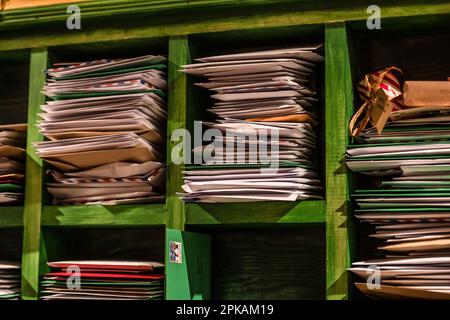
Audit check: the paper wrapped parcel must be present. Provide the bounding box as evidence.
[403,81,450,107]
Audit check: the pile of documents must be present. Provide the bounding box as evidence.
[34,54,167,205]
[0,261,21,300]
[180,164,321,202]
[41,260,164,300]
[0,124,26,205]
[179,46,324,202]
[347,79,450,299]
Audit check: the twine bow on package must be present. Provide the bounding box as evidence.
[349,66,403,137]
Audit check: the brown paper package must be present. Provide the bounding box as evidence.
[403,81,450,107]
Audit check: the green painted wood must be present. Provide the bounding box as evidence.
[0,207,24,228]
[2,0,301,17]
[166,35,190,230]
[41,204,165,226]
[185,201,326,225]
[166,229,211,300]
[0,3,448,51]
[1,0,448,30]
[21,47,47,300]
[324,22,354,300]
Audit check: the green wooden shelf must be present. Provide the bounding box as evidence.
[0,207,23,228]
[41,204,166,227]
[185,200,325,225]
[0,0,446,301]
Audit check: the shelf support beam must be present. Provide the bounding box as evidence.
[325,22,354,300]
[166,35,190,230]
[21,47,47,300]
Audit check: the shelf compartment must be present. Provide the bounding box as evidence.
[0,50,29,126]
[39,226,165,299]
[185,225,325,300]
[41,204,165,227]
[41,37,169,206]
[344,21,450,300]
[179,25,325,214]
[185,200,325,225]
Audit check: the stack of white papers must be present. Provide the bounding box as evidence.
[41,260,164,300]
[347,107,450,174]
[179,46,324,202]
[0,261,20,300]
[196,120,317,165]
[180,165,322,202]
[347,94,450,299]
[0,124,26,205]
[349,187,450,299]
[34,55,167,205]
[350,257,450,299]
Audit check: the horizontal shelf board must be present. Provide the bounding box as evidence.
[185,200,325,225]
[0,206,23,227]
[2,4,449,51]
[41,204,165,226]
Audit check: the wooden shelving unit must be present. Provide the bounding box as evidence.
[0,0,448,300]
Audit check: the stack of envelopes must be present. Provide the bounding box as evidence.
[180,164,321,202]
[41,260,164,300]
[34,54,167,205]
[0,261,21,300]
[179,46,324,202]
[347,101,450,299]
[0,124,26,205]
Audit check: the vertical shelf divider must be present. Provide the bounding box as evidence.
[166,35,190,300]
[324,22,355,300]
[166,35,191,231]
[166,35,213,301]
[21,47,47,300]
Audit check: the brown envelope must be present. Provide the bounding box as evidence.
[42,147,157,171]
[0,174,25,180]
[380,238,450,252]
[45,129,163,144]
[138,130,164,145]
[403,81,450,107]
[44,131,123,141]
[0,123,27,132]
[47,185,152,200]
[0,145,26,161]
[245,114,318,126]
[45,159,79,172]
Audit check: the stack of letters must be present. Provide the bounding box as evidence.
[348,80,450,299]
[0,124,26,205]
[34,55,167,205]
[41,260,164,300]
[0,261,20,300]
[179,46,324,202]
